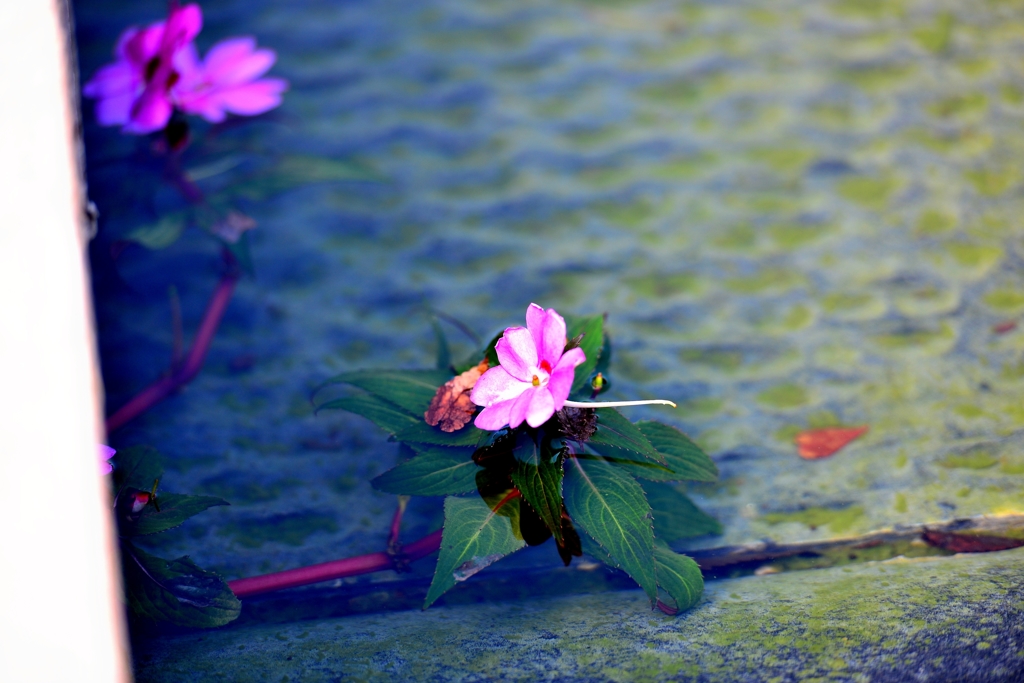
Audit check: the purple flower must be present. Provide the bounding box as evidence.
[99,445,116,476]
[83,3,202,134]
[83,3,286,134]
[471,304,586,430]
[174,38,288,123]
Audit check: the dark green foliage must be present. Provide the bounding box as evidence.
[653,541,704,612]
[564,456,658,602]
[126,493,229,537]
[318,369,451,415]
[122,544,241,628]
[315,369,487,446]
[588,408,663,463]
[643,481,722,542]
[372,446,480,496]
[510,433,565,543]
[565,314,605,397]
[110,445,238,628]
[424,496,526,608]
[326,312,719,615]
[431,317,452,371]
[638,421,718,482]
[111,445,163,499]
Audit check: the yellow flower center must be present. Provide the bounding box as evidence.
[532,375,540,386]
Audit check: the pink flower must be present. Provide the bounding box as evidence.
[83,4,202,134]
[174,38,288,123]
[471,304,586,430]
[99,445,116,476]
[83,3,286,133]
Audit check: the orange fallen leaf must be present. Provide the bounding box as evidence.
[424,360,489,432]
[795,426,869,460]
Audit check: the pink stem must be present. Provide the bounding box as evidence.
[105,271,239,433]
[387,497,409,549]
[228,529,443,598]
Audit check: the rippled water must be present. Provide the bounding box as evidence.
[78,0,1024,643]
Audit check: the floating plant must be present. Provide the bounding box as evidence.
[312,304,721,614]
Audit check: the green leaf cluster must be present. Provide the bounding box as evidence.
[319,313,720,615]
[110,446,238,629]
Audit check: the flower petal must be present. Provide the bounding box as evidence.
[207,79,287,117]
[163,4,203,52]
[470,366,529,407]
[506,386,539,428]
[202,38,276,86]
[83,62,136,98]
[554,346,586,372]
[525,388,556,428]
[547,365,576,409]
[495,326,537,382]
[474,398,515,430]
[126,91,173,133]
[95,91,136,126]
[527,304,567,367]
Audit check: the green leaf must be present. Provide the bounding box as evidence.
[642,481,722,542]
[590,450,679,480]
[315,395,421,435]
[237,156,383,200]
[122,543,240,628]
[125,215,186,250]
[111,445,164,499]
[318,369,450,415]
[588,409,663,464]
[126,493,229,537]
[563,456,657,603]
[424,496,526,608]
[510,434,565,542]
[566,315,604,396]
[654,541,704,613]
[638,421,718,482]
[395,421,486,447]
[432,317,452,371]
[372,447,479,496]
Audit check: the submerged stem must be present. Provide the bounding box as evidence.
[562,399,676,409]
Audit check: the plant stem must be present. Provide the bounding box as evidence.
[105,268,239,433]
[562,399,677,409]
[228,529,443,598]
[387,496,410,551]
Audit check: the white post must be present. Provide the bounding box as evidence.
[0,2,131,681]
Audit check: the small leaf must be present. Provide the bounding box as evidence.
[638,421,718,482]
[795,426,869,460]
[510,433,565,543]
[372,447,480,496]
[588,409,663,464]
[565,315,604,397]
[122,543,240,628]
[642,481,722,542]
[653,541,703,614]
[432,317,452,371]
[563,456,657,603]
[396,421,486,447]
[316,395,420,435]
[126,493,229,536]
[424,496,526,608]
[125,215,186,250]
[111,446,164,500]
[319,369,450,415]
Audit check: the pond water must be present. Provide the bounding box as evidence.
[75,0,1024,679]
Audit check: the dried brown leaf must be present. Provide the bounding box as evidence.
[424,360,488,432]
